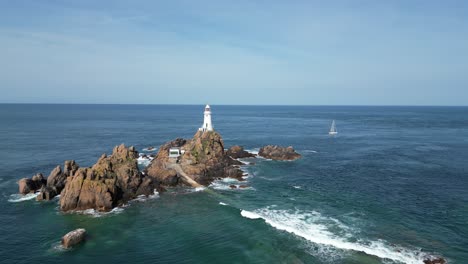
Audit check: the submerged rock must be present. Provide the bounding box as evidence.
[61,228,86,249]
[226,145,256,159]
[59,144,163,212]
[258,145,301,161]
[18,173,46,194]
[423,257,446,264]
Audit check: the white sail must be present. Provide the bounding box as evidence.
[329,120,337,135]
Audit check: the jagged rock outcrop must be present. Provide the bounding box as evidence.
[59,144,163,212]
[36,160,79,201]
[18,173,46,194]
[146,131,244,187]
[258,145,301,161]
[61,228,86,249]
[226,145,256,159]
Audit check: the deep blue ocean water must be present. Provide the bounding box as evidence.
[0,104,467,264]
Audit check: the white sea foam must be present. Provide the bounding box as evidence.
[293,185,302,189]
[240,210,262,219]
[237,159,251,165]
[209,180,254,191]
[132,190,160,202]
[244,149,259,156]
[221,178,239,183]
[209,181,231,190]
[8,192,40,203]
[240,207,430,264]
[303,150,318,153]
[50,241,69,252]
[137,156,153,167]
[219,202,228,206]
[77,206,126,218]
[192,187,206,192]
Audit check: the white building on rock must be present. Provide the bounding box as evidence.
[199,104,214,132]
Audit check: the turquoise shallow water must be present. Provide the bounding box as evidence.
[0,104,467,263]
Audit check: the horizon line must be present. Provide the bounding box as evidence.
[0,102,467,107]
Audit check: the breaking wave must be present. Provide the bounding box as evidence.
[76,206,126,218]
[8,192,40,203]
[240,207,434,264]
[244,148,259,156]
[131,190,160,202]
[137,155,153,167]
[209,177,254,191]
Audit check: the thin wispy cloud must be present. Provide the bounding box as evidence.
[0,1,467,105]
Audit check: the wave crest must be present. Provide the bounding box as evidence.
[8,192,39,203]
[241,207,433,264]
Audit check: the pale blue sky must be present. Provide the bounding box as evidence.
[0,1,467,105]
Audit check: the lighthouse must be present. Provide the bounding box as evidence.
[199,104,214,132]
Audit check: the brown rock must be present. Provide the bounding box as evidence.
[47,164,67,190]
[61,228,86,249]
[239,185,249,188]
[18,178,34,194]
[229,185,237,189]
[36,160,80,201]
[226,145,256,159]
[36,186,57,201]
[18,173,46,194]
[63,160,79,177]
[146,131,241,187]
[59,144,163,212]
[258,145,301,161]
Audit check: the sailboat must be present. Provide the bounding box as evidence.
[329,120,338,135]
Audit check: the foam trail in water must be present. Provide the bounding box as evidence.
[244,148,259,156]
[77,206,126,218]
[8,192,39,202]
[193,187,206,192]
[209,170,254,191]
[241,208,428,264]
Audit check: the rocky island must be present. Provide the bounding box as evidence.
[258,145,301,160]
[16,105,301,213]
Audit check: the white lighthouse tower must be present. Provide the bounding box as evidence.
[199,104,213,132]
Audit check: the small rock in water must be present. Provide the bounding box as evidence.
[226,145,256,159]
[239,185,249,189]
[229,185,237,189]
[61,228,86,249]
[258,145,301,161]
[423,257,446,264]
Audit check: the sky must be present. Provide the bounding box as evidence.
[0,0,467,105]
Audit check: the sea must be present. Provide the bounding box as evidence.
[0,104,467,264]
